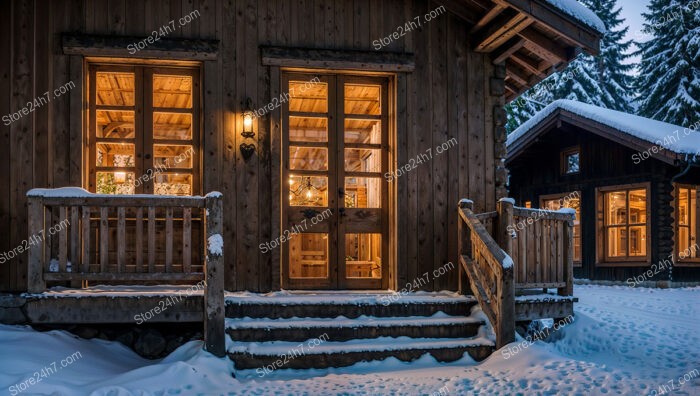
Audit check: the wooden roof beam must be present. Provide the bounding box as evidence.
[470,4,507,34]
[518,27,567,64]
[505,81,519,96]
[510,53,546,78]
[505,61,531,87]
[433,0,481,25]
[498,0,601,54]
[474,10,534,53]
[491,37,526,64]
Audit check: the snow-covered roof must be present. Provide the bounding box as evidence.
[507,99,700,156]
[545,0,606,33]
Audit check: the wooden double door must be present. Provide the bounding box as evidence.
[281,73,390,289]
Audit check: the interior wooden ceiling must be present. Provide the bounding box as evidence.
[436,0,602,102]
[96,72,193,141]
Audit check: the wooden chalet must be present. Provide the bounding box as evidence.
[0,0,601,365]
[507,100,700,285]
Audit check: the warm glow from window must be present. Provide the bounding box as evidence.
[677,186,698,259]
[91,68,197,196]
[542,193,581,263]
[603,188,648,260]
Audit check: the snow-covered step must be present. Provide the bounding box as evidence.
[225,291,477,319]
[514,292,579,321]
[228,336,495,370]
[226,313,486,342]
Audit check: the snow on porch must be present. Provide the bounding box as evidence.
[1,285,698,394]
[225,290,474,305]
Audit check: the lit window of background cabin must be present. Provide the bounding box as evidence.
[542,193,582,264]
[599,186,649,261]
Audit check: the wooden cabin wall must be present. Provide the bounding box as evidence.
[508,125,700,283]
[0,0,502,292]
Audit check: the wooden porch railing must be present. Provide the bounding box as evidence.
[26,188,225,357]
[457,198,575,348]
[457,199,514,349]
[510,206,574,295]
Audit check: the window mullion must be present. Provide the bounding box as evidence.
[625,190,631,259]
[88,66,97,192]
[142,67,154,194]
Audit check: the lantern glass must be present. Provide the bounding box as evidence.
[243,112,254,133]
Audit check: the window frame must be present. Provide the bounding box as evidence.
[540,191,582,266]
[674,184,700,265]
[595,183,651,266]
[560,146,580,175]
[86,62,201,195]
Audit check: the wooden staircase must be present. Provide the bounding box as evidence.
[226,198,576,371]
[225,293,495,370]
[457,198,577,348]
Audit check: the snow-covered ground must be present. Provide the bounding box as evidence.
[1,285,699,395]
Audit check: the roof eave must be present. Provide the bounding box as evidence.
[506,110,683,167]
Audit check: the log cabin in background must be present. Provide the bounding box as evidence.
[506,100,700,285]
[0,0,601,365]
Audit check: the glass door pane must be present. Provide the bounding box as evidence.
[340,80,386,286]
[289,233,329,279]
[345,233,382,279]
[285,77,334,284]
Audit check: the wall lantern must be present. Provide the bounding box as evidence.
[240,98,256,160]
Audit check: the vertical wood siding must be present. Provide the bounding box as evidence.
[0,0,501,292]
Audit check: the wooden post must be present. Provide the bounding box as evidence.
[496,264,515,348]
[496,199,515,348]
[204,193,225,357]
[559,218,574,296]
[27,196,46,293]
[457,199,473,294]
[497,198,514,257]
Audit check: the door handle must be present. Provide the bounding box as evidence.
[338,188,345,196]
[338,208,346,217]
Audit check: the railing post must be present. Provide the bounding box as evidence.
[559,218,574,296]
[497,198,515,348]
[496,264,515,348]
[457,199,473,294]
[497,198,514,256]
[204,192,225,357]
[27,196,46,293]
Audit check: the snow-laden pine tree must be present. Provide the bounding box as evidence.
[505,82,551,132]
[506,0,636,132]
[636,0,700,126]
[580,0,636,112]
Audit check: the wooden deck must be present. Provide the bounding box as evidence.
[23,189,225,357]
[4,286,204,324]
[11,189,578,362]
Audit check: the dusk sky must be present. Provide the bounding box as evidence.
[616,0,652,67]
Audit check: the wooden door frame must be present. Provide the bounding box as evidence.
[277,69,395,290]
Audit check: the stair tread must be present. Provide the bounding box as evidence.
[225,291,476,306]
[228,336,495,356]
[514,293,578,303]
[226,313,484,330]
